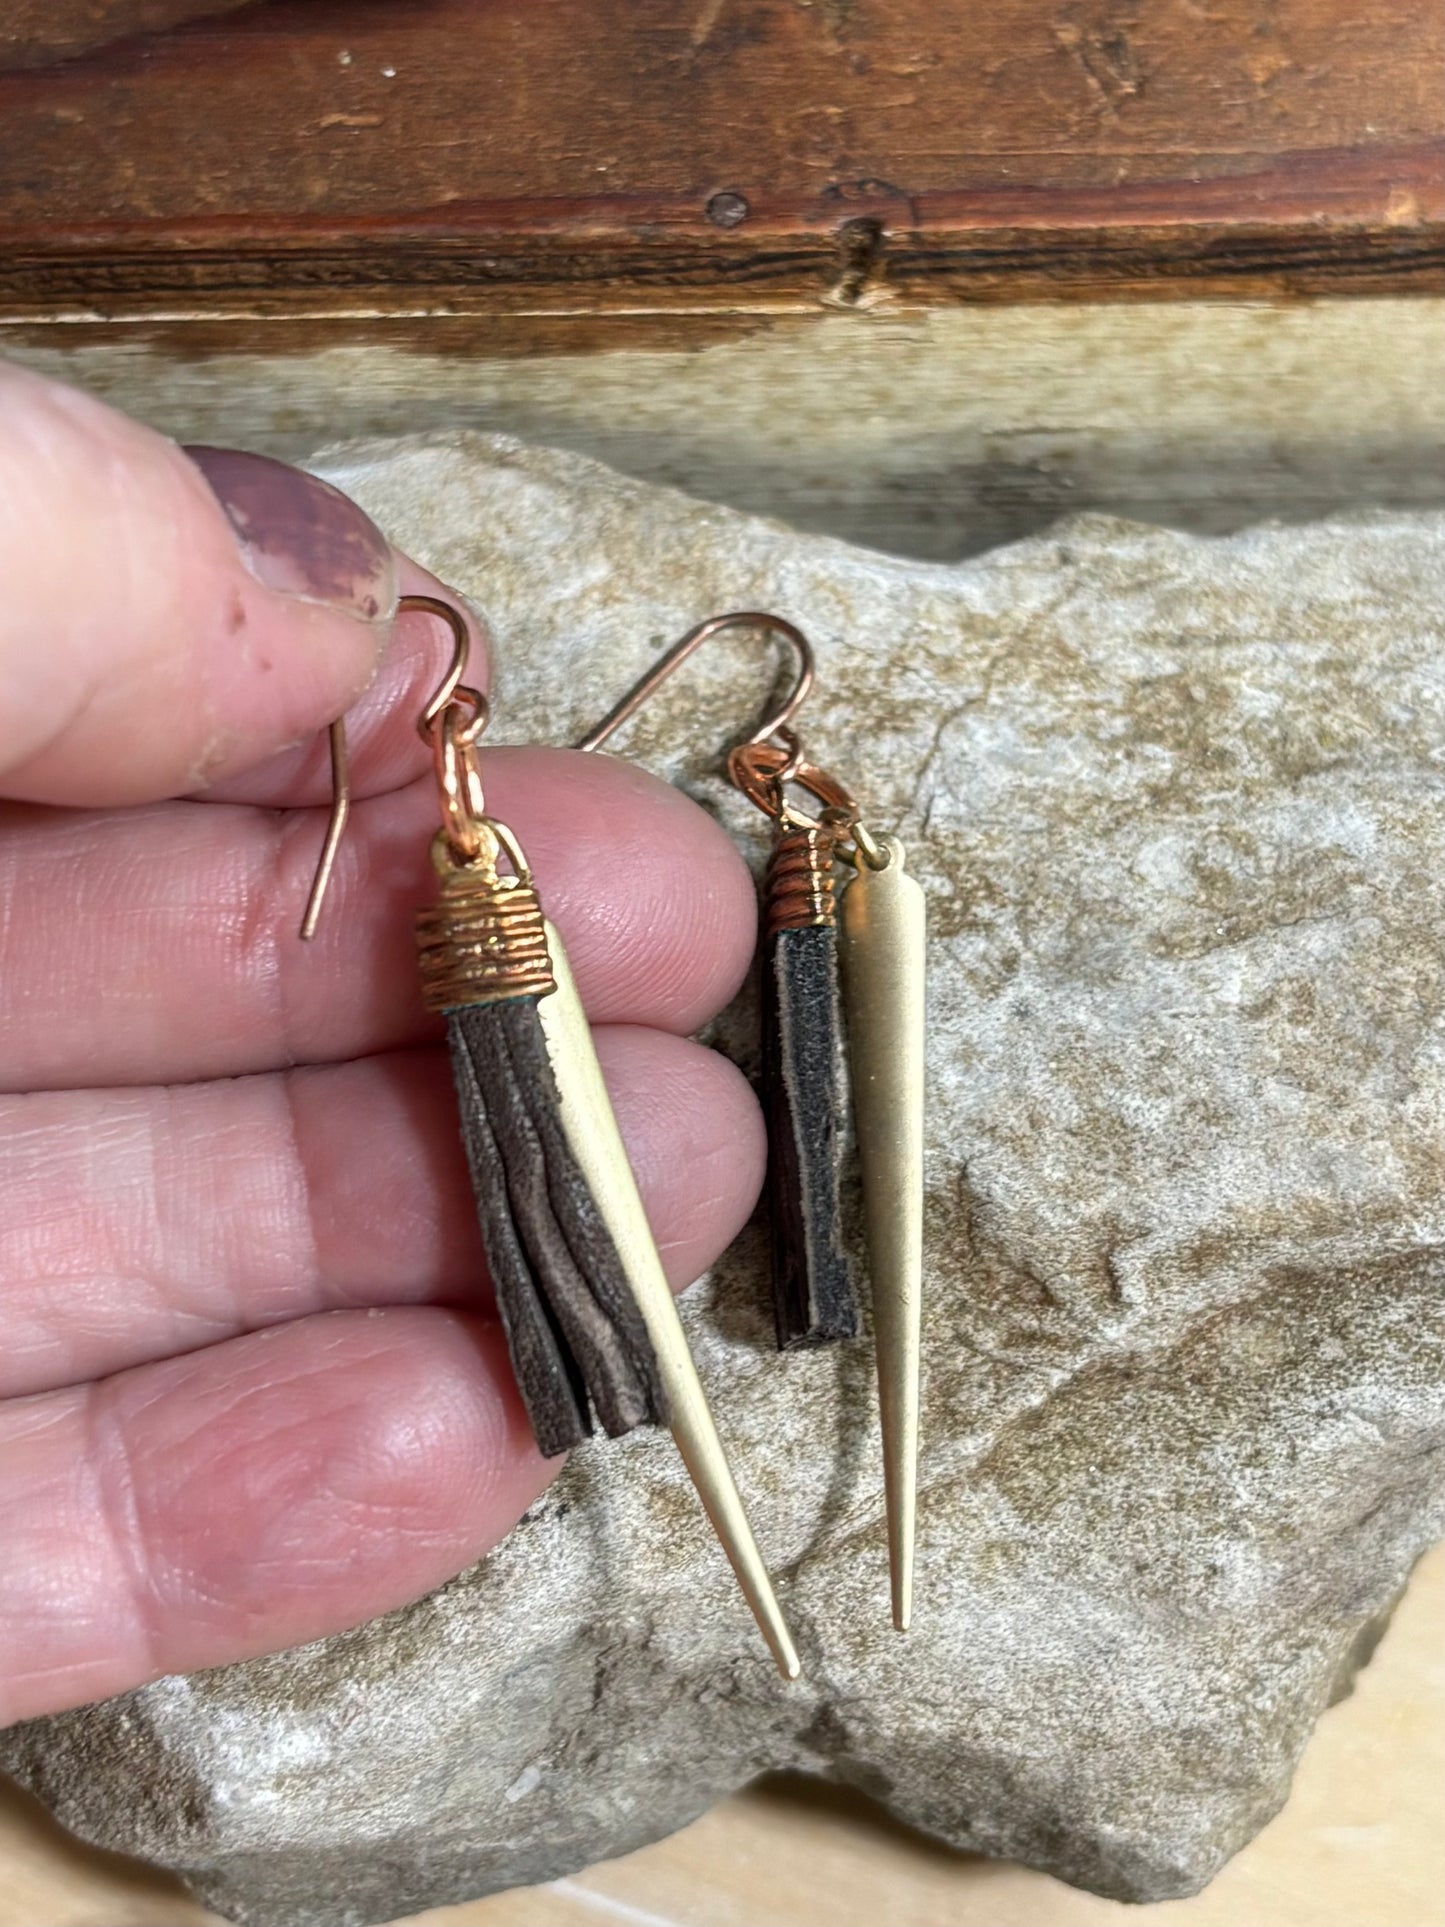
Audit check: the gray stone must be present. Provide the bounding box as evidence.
[5,434,1444,1927]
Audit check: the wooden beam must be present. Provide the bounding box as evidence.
[1,0,1439,320]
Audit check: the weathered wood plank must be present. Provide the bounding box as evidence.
[0,0,1439,316]
[0,0,255,72]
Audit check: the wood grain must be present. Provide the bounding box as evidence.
[1,1542,1440,1927]
[0,0,1440,322]
[7,299,1439,563]
[0,1,258,73]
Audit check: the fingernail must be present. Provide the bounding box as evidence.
[183,445,398,622]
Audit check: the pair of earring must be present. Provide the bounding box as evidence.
[301,599,925,1679]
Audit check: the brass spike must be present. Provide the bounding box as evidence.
[536,923,801,1679]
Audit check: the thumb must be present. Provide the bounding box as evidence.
[0,363,397,805]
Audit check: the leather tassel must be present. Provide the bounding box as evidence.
[418,843,668,1457]
[446,996,667,1457]
[760,822,859,1348]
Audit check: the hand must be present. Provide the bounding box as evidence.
[0,364,765,1725]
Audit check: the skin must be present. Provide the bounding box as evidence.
[0,363,766,1727]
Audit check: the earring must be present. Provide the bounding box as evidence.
[300,594,799,1680]
[579,613,926,1631]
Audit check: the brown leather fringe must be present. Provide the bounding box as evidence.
[446,995,669,1457]
[761,923,859,1348]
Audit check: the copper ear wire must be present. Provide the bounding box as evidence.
[300,594,486,939]
[299,716,351,941]
[574,611,880,856]
[575,610,815,757]
[728,736,855,827]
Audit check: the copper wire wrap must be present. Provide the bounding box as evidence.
[765,822,840,934]
[416,835,556,1011]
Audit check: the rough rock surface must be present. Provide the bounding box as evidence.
[5,435,1445,1927]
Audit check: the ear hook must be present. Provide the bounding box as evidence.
[574,611,815,755]
[300,593,482,940]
